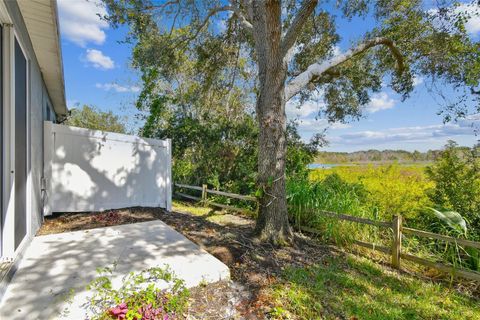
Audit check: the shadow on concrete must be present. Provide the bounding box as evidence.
[0,220,229,319]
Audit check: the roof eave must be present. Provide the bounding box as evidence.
[18,0,68,117]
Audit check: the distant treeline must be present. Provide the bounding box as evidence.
[315,149,450,163]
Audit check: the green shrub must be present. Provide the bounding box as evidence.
[425,141,480,238]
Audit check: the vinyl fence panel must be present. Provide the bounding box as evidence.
[43,122,172,215]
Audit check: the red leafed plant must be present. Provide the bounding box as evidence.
[109,303,171,320]
[138,303,167,320]
[109,303,128,319]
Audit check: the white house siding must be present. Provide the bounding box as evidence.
[2,1,54,256]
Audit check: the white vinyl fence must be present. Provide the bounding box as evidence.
[43,121,172,215]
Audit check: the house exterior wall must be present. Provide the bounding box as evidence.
[2,1,54,255]
[0,0,65,303]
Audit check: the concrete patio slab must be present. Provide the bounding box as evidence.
[0,220,230,320]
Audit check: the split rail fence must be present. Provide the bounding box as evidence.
[175,183,480,282]
[175,183,257,214]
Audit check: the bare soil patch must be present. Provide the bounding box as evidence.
[38,208,159,235]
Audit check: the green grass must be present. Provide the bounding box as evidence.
[269,253,480,320]
[173,199,213,216]
[173,200,480,320]
[172,199,242,225]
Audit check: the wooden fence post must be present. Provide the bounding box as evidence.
[202,184,207,203]
[391,215,403,269]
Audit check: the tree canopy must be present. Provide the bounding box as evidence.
[101,0,480,243]
[103,0,479,122]
[63,105,129,134]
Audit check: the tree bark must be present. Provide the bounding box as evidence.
[255,83,293,245]
[252,0,293,245]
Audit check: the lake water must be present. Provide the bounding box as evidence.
[308,163,339,169]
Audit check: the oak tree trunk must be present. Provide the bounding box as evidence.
[252,1,293,245]
[255,81,293,245]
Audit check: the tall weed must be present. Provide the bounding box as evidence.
[287,174,386,246]
[309,164,434,220]
[295,163,480,273]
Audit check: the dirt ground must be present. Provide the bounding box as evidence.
[39,205,339,319]
[38,208,160,235]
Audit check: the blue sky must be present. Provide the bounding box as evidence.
[57,0,480,152]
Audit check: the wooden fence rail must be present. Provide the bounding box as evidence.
[175,183,203,191]
[174,183,480,282]
[175,183,258,214]
[300,212,480,282]
[402,227,480,250]
[318,210,391,228]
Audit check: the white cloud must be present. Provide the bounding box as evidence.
[96,83,141,93]
[330,122,352,130]
[58,0,109,47]
[296,118,328,133]
[365,92,396,113]
[85,49,114,70]
[413,76,424,87]
[296,118,351,140]
[331,115,480,146]
[286,100,321,119]
[286,90,352,139]
[429,3,480,36]
[458,3,480,35]
[286,90,327,120]
[331,45,342,56]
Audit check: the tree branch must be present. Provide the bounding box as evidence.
[285,37,405,100]
[229,1,254,33]
[240,0,254,21]
[179,4,253,45]
[281,0,318,58]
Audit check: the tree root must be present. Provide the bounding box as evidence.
[254,226,295,247]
